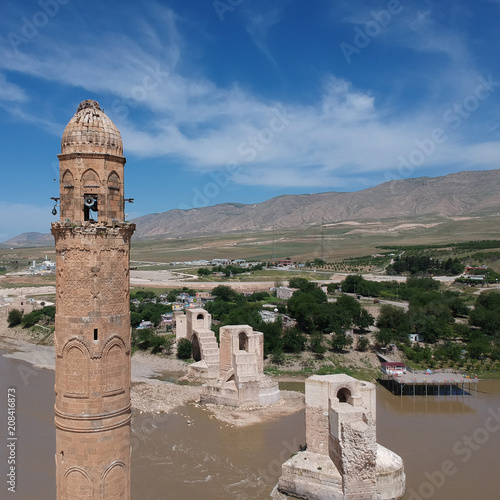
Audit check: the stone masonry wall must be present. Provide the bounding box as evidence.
[53,223,134,500]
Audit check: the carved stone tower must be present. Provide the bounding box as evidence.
[51,100,135,500]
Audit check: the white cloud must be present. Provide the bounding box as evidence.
[244,8,281,66]
[0,74,27,102]
[0,3,498,193]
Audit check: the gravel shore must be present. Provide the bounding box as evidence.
[0,323,305,426]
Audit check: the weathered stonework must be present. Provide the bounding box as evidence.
[276,375,405,500]
[52,100,134,500]
[178,308,220,380]
[200,324,280,407]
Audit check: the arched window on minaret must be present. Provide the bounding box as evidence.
[81,168,100,221]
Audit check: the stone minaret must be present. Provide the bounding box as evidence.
[51,100,135,500]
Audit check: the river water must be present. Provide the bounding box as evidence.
[1,350,499,499]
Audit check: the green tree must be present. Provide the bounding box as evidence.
[329,332,353,352]
[261,319,284,356]
[131,290,156,301]
[376,305,410,340]
[467,335,491,359]
[288,277,319,293]
[282,327,306,354]
[310,333,327,356]
[177,338,192,359]
[375,328,396,346]
[7,309,23,327]
[470,292,500,335]
[21,306,56,328]
[247,291,270,302]
[288,290,326,333]
[358,336,369,352]
[356,309,375,330]
[211,285,241,302]
[131,312,142,328]
[341,275,364,293]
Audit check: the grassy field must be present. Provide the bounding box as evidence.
[131,214,500,263]
[0,275,56,289]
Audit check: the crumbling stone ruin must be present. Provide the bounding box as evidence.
[200,324,280,407]
[175,309,280,406]
[276,374,405,500]
[175,308,219,379]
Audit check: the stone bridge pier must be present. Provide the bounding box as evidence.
[276,374,405,500]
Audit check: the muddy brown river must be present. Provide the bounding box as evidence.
[1,351,499,499]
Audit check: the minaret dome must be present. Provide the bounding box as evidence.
[61,99,123,156]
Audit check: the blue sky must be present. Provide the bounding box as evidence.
[0,0,499,241]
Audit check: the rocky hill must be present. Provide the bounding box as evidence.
[2,169,499,246]
[132,169,500,239]
[0,232,54,248]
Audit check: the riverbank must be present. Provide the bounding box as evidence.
[0,320,305,427]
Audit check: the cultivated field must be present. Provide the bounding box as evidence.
[1,213,499,267]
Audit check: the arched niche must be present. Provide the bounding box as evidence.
[107,171,120,189]
[196,312,206,329]
[64,343,90,398]
[108,170,120,194]
[62,169,74,187]
[81,168,100,187]
[192,334,201,362]
[103,339,127,396]
[336,387,352,404]
[102,462,127,500]
[65,468,93,500]
[238,331,248,352]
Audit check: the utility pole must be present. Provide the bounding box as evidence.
[321,217,325,262]
[272,224,276,263]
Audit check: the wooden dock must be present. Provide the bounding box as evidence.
[381,370,478,397]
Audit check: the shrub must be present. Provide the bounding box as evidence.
[282,328,306,353]
[21,306,55,328]
[151,334,174,355]
[310,333,327,356]
[270,349,285,365]
[7,309,23,327]
[177,338,192,359]
[358,336,370,352]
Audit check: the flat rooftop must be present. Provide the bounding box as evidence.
[387,371,476,385]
